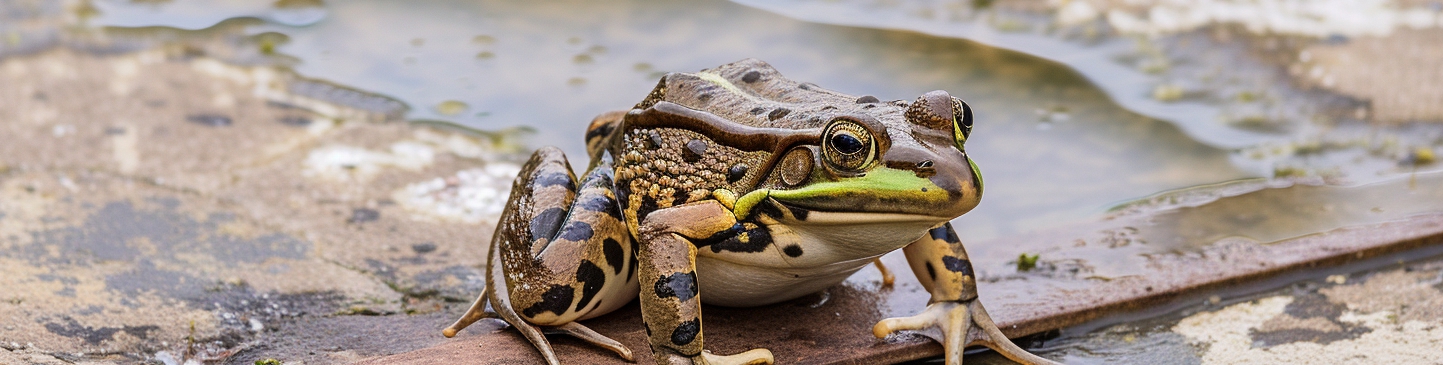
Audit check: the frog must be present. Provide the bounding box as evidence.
[443,58,1058,365]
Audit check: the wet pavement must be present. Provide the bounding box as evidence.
[3,0,1443,364]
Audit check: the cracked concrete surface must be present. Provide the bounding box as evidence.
[1174,264,1443,364]
[0,44,519,364]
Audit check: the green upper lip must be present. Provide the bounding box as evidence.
[733,166,973,220]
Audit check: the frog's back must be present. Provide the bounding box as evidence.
[633,58,896,130]
[609,59,913,227]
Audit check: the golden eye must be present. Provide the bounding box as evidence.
[822,120,876,172]
[951,98,973,150]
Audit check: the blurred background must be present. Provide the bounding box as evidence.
[2,1,1441,364]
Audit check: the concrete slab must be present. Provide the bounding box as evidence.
[0,46,519,364]
[1018,250,1443,364]
[3,3,1443,364]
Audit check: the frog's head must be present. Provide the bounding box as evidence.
[741,90,982,225]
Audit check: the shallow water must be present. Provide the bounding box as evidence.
[85,0,1265,245]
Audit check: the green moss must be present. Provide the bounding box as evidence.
[1016,253,1040,272]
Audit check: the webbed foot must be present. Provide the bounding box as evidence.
[874,300,1059,365]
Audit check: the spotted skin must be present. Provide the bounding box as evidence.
[445,147,640,364]
[448,59,1053,365]
[904,222,978,303]
[635,201,740,361]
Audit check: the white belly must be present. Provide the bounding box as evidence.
[691,210,947,307]
[694,255,874,307]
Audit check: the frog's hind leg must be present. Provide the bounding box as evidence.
[875,223,1059,365]
[585,110,627,170]
[444,147,639,364]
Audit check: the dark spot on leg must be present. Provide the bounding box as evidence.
[783,245,803,257]
[558,221,595,242]
[522,285,574,318]
[530,207,567,240]
[767,108,791,121]
[626,238,639,282]
[798,82,817,90]
[856,95,880,104]
[582,167,615,189]
[576,195,622,220]
[929,224,961,244]
[671,319,701,346]
[727,164,748,183]
[741,70,761,83]
[603,238,625,274]
[925,262,937,281]
[697,93,712,103]
[942,256,973,277]
[575,260,607,311]
[616,185,632,210]
[749,107,766,115]
[535,173,575,189]
[653,271,698,302]
[585,122,615,144]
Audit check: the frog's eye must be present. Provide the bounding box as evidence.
[822,120,877,172]
[951,97,973,150]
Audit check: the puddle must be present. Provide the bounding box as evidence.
[1137,172,1443,252]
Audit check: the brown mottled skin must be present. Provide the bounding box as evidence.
[444,59,1058,365]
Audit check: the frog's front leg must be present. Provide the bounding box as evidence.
[874,223,1059,365]
[443,147,638,365]
[636,200,774,365]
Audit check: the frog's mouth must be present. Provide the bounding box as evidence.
[752,197,955,226]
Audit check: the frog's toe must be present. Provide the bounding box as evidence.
[872,259,896,287]
[543,322,635,362]
[443,291,497,338]
[698,348,773,365]
[874,301,1059,365]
